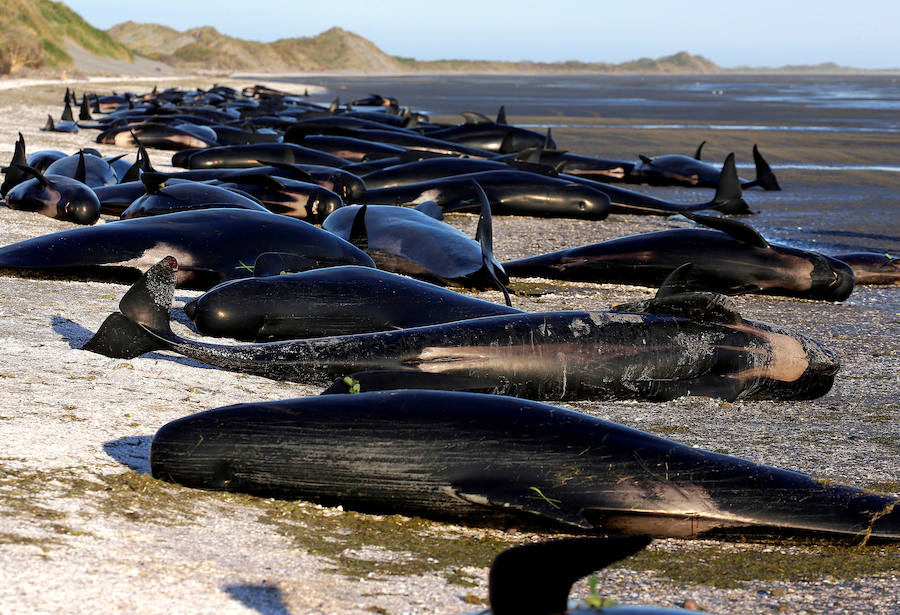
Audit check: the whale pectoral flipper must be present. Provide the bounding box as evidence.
[448,484,594,530]
[319,370,500,395]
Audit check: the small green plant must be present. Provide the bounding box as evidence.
[583,574,618,608]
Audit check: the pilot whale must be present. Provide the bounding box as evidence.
[83,256,839,402]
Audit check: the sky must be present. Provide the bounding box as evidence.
[66,0,900,69]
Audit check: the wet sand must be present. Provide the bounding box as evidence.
[0,76,897,614]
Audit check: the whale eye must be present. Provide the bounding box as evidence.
[578,201,587,211]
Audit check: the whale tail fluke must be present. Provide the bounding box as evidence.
[711,152,753,215]
[488,537,652,615]
[82,257,178,358]
[751,144,781,191]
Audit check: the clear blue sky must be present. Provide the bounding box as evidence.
[67,0,899,69]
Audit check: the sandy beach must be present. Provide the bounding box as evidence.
[0,76,897,615]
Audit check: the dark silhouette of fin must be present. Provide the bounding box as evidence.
[496,105,507,125]
[42,115,55,131]
[349,204,368,250]
[461,111,492,124]
[81,312,165,359]
[140,172,168,195]
[751,144,781,191]
[656,263,694,298]
[488,536,652,615]
[1,133,27,196]
[638,154,653,165]
[683,212,769,248]
[75,151,86,184]
[61,101,74,122]
[544,127,553,149]
[412,201,443,220]
[498,130,516,154]
[472,180,512,306]
[79,96,92,121]
[82,257,179,358]
[119,133,153,183]
[694,140,706,160]
[118,256,177,332]
[612,291,743,325]
[710,153,752,214]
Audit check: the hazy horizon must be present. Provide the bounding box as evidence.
[65,0,899,70]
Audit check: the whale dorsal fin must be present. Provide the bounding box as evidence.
[683,211,768,248]
[349,204,368,250]
[42,115,55,131]
[461,111,492,125]
[75,151,86,184]
[611,292,743,325]
[498,130,517,154]
[472,180,512,307]
[710,153,752,215]
[544,127,553,149]
[638,154,653,165]
[61,101,74,122]
[78,95,92,121]
[496,105,507,125]
[488,537,652,615]
[140,171,168,195]
[694,140,706,160]
[329,97,339,113]
[413,201,443,220]
[655,263,694,298]
[752,144,781,191]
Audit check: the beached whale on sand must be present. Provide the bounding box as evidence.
[503,213,855,301]
[83,256,839,402]
[148,390,898,543]
[629,144,781,191]
[4,158,101,225]
[0,209,374,289]
[363,169,612,220]
[323,181,510,298]
[183,265,521,341]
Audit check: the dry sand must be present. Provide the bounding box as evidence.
[0,77,897,615]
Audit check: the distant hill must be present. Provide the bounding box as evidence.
[0,0,132,73]
[108,22,409,72]
[108,21,722,74]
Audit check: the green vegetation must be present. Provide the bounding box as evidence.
[0,0,132,73]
